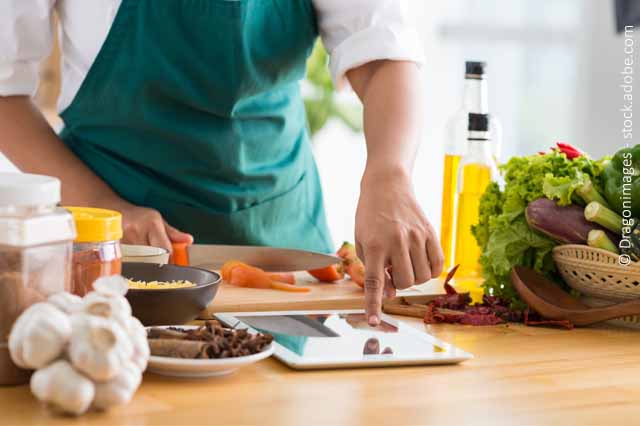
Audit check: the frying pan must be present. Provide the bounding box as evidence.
[123,262,221,326]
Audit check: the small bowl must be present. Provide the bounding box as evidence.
[123,263,221,326]
[146,326,274,378]
[122,244,170,264]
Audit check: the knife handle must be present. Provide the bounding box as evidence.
[170,242,190,266]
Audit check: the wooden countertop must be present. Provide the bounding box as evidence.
[2,316,639,425]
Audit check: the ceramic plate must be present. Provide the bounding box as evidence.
[146,326,274,378]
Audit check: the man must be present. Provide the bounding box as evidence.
[0,0,443,325]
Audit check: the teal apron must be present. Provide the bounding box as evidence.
[59,0,333,252]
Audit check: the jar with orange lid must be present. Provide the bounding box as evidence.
[66,207,123,296]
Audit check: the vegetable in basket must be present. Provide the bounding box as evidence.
[587,230,619,254]
[584,201,623,234]
[602,145,640,218]
[525,198,613,245]
[583,200,640,261]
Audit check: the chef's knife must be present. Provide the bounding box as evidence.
[171,243,340,272]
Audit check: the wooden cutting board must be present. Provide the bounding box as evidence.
[199,273,445,318]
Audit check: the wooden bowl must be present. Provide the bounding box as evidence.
[123,263,220,326]
[579,295,640,329]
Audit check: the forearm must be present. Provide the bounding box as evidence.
[0,96,126,208]
[347,60,424,184]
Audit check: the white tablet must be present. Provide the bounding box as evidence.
[215,310,473,370]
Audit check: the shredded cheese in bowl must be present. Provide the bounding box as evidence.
[128,279,197,290]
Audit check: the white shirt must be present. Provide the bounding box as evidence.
[0,0,424,112]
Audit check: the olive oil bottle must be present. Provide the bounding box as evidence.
[440,61,502,275]
[453,113,498,301]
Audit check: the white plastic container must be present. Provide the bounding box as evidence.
[0,173,76,385]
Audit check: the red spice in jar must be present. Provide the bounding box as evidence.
[65,207,123,296]
[72,243,122,296]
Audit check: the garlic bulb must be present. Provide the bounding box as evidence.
[8,303,71,369]
[68,314,134,382]
[92,361,142,410]
[31,360,95,416]
[9,275,148,416]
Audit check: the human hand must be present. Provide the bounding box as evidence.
[113,201,193,252]
[355,170,443,326]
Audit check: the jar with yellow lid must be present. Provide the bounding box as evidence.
[66,207,123,296]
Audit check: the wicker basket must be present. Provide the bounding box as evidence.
[553,244,640,328]
[553,245,640,300]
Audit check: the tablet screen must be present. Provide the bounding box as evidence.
[230,312,448,361]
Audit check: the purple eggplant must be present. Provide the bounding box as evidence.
[525,198,619,245]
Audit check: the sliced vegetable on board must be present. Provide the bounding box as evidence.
[308,264,344,283]
[307,242,365,287]
[222,261,310,293]
[266,273,296,285]
[336,242,365,287]
[343,258,365,288]
[337,242,357,261]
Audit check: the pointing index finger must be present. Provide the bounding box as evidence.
[363,248,385,326]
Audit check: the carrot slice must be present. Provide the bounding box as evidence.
[221,260,246,282]
[227,263,272,289]
[308,264,343,283]
[171,242,190,266]
[267,272,296,285]
[270,281,311,293]
[222,260,311,293]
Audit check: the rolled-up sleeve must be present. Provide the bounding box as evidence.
[0,0,56,97]
[314,0,424,90]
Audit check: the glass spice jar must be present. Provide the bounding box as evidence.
[0,174,76,386]
[65,207,123,296]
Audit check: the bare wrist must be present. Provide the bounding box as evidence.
[361,163,412,190]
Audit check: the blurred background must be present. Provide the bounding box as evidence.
[0,0,635,248]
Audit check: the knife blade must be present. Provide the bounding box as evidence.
[179,244,341,272]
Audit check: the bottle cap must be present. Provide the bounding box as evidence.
[0,173,61,206]
[465,61,486,78]
[468,113,490,132]
[65,207,123,243]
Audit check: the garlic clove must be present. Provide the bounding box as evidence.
[9,302,71,369]
[69,314,133,382]
[92,361,142,410]
[93,276,129,297]
[48,292,82,314]
[127,317,150,371]
[31,360,95,416]
[81,291,132,330]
